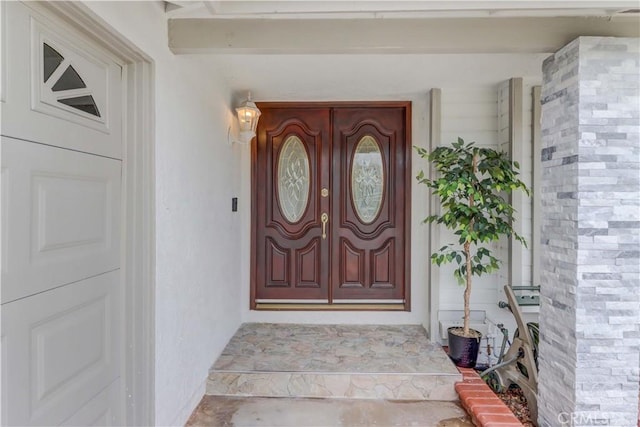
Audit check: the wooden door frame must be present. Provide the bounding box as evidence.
[21,3,156,425]
[250,101,412,311]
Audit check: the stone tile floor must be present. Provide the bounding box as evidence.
[207,324,461,401]
[185,396,474,427]
[212,323,459,375]
[193,324,473,426]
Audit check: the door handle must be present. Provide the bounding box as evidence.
[321,213,329,239]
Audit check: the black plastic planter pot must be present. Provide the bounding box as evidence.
[447,327,482,368]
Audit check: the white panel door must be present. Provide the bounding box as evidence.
[2,272,122,426]
[1,2,124,425]
[1,1,122,159]
[1,137,121,304]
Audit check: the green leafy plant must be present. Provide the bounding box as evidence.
[416,138,530,337]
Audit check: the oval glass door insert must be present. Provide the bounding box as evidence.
[351,135,384,223]
[278,135,310,223]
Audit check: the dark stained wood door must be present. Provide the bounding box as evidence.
[253,107,331,300]
[252,102,411,306]
[331,107,409,301]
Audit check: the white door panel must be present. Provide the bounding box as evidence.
[1,1,8,104]
[60,380,121,426]
[2,271,122,426]
[2,3,125,425]
[1,137,121,304]
[1,334,7,426]
[1,1,122,159]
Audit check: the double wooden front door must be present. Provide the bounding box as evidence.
[252,102,411,307]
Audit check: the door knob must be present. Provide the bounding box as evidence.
[321,213,329,239]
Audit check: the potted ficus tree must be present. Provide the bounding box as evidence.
[416,138,530,368]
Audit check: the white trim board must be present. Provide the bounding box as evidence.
[25,3,156,425]
[509,77,525,288]
[531,86,542,289]
[427,88,442,342]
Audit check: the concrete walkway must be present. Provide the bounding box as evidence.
[186,396,473,426]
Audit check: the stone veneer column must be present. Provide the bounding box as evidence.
[538,37,640,426]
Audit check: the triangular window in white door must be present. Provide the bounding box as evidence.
[43,43,64,82]
[42,42,101,118]
[51,65,86,91]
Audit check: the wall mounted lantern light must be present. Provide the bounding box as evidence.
[228,92,261,145]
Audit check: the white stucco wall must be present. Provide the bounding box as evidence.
[82,3,242,426]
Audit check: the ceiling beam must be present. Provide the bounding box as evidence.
[187,1,640,16]
[169,16,640,54]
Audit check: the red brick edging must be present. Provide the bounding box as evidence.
[455,367,523,427]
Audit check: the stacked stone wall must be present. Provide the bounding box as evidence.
[539,37,639,427]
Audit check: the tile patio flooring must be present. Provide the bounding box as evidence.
[187,323,474,426]
[206,324,461,401]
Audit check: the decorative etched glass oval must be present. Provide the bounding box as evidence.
[351,135,384,224]
[278,135,310,223]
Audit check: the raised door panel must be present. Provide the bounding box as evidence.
[339,239,365,288]
[1,2,122,159]
[371,239,395,289]
[60,380,121,426]
[1,271,122,426]
[1,137,121,303]
[297,240,321,287]
[265,237,289,287]
[254,107,330,300]
[331,107,407,301]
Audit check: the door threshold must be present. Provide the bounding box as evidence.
[255,303,407,311]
